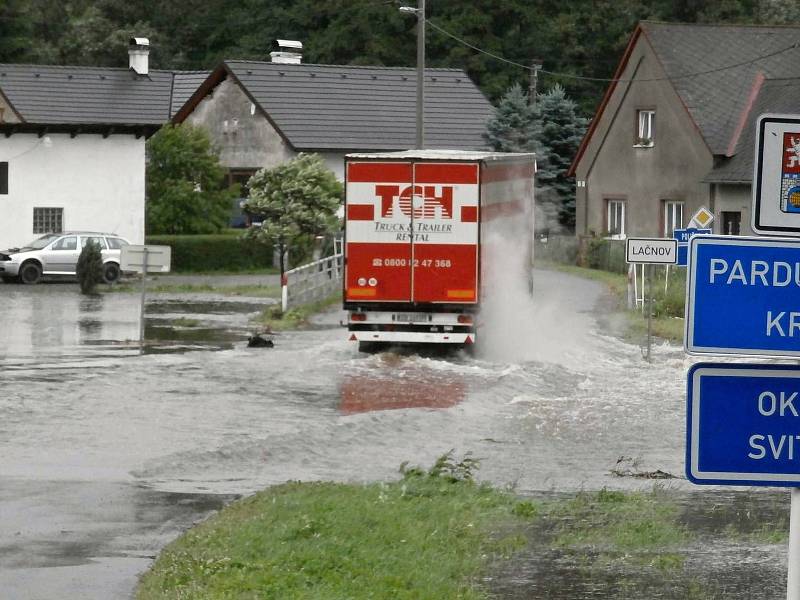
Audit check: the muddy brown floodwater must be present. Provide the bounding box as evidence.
[0,272,793,598]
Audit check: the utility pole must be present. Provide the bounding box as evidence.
[400,1,425,148]
[416,0,425,148]
[529,60,542,107]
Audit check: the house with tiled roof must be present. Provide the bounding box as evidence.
[172,48,493,188]
[0,39,203,249]
[569,21,800,239]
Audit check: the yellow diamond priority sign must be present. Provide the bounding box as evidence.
[688,206,714,229]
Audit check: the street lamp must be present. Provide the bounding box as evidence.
[400,1,425,149]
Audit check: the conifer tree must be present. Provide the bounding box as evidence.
[76,240,103,295]
[483,83,539,153]
[533,84,588,230]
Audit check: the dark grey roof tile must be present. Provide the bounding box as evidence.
[170,70,210,117]
[642,22,800,155]
[706,77,800,183]
[224,61,492,151]
[0,63,175,125]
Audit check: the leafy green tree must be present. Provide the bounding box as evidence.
[483,83,539,153]
[244,153,342,281]
[533,84,588,230]
[146,124,238,235]
[0,0,34,62]
[76,240,103,294]
[757,0,800,23]
[0,0,784,119]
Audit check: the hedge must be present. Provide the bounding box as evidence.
[535,235,579,265]
[145,234,274,272]
[580,237,627,274]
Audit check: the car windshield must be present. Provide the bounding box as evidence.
[22,234,61,250]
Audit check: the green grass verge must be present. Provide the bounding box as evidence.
[136,463,781,600]
[168,267,279,275]
[136,456,528,600]
[539,261,685,344]
[256,292,342,330]
[170,317,201,328]
[545,488,689,567]
[109,283,280,298]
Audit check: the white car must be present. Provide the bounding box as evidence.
[0,232,130,284]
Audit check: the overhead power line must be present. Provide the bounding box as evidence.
[425,18,800,84]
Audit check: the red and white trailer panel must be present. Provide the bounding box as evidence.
[343,150,535,347]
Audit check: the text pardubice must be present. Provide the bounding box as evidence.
[708,258,800,337]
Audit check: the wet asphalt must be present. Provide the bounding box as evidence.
[0,271,792,598]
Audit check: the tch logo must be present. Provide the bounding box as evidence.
[376,185,453,219]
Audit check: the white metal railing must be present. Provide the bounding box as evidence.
[282,252,343,311]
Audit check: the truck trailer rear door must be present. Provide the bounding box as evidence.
[345,161,414,303]
[410,162,480,304]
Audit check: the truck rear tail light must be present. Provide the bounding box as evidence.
[348,288,376,298]
[447,289,475,300]
[350,313,367,322]
[457,315,473,324]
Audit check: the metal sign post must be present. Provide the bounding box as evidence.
[645,264,653,361]
[791,490,800,599]
[138,247,148,355]
[625,238,677,362]
[120,245,171,355]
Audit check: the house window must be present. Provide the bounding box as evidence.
[721,211,741,236]
[636,110,655,147]
[0,161,7,194]
[228,169,258,197]
[33,207,63,234]
[606,199,626,239]
[663,200,684,236]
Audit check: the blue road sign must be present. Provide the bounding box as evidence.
[687,363,800,486]
[686,235,800,357]
[673,228,712,267]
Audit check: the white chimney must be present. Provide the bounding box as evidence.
[270,39,302,64]
[129,37,150,75]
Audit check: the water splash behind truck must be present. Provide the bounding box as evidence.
[343,150,535,351]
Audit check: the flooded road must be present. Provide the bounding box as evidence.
[0,272,789,598]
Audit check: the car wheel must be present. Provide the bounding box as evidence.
[103,262,121,284]
[19,261,42,284]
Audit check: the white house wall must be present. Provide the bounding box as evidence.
[319,152,345,181]
[0,133,145,249]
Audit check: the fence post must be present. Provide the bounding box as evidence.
[281,272,288,312]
